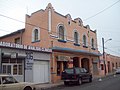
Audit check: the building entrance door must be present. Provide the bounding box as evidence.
[73,57,79,67]
[81,58,89,72]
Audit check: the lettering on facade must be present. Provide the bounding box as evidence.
[0,41,52,52]
[25,52,33,70]
[57,55,73,62]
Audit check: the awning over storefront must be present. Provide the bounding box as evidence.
[52,46,102,56]
[2,52,11,57]
[18,54,26,58]
[2,53,26,58]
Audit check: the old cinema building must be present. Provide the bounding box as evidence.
[0,41,52,83]
[0,3,101,83]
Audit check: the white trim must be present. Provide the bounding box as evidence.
[67,38,74,42]
[56,23,67,41]
[49,34,58,38]
[48,8,51,32]
[32,27,40,42]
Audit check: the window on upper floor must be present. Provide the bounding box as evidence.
[83,35,87,47]
[14,37,20,44]
[91,38,95,50]
[74,31,79,44]
[32,27,40,42]
[59,26,64,40]
[34,29,38,41]
[57,24,66,43]
[73,31,80,46]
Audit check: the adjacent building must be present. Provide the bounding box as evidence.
[99,53,120,76]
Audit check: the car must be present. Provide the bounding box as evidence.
[61,67,92,85]
[0,74,36,90]
[115,68,120,74]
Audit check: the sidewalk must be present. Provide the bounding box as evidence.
[35,81,64,90]
[35,74,115,90]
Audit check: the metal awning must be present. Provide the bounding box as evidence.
[52,46,102,56]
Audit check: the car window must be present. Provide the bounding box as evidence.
[75,68,80,74]
[65,69,74,74]
[83,68,87,73]
[79,68,83,73]
[80,68,87,73]
[2,76,18,84]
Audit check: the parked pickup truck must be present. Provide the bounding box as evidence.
[61,67,92,85]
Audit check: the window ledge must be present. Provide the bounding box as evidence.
[83,45,88,48]
[74,43,80,46]
[32,40,40,43]
[58,39,67,43]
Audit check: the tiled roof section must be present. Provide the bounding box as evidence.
[0,28,25,39]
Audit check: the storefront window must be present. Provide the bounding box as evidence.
[17,59,22,63]
[7,65,11,74]
[18,65,22,75]
[13,65,17,75]
[2,65,11,74]
[2,58,9,63]
[2,65,6,74]
[10,59,16,63]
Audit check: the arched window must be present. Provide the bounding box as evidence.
[83,35,87,46]
[74,31,79,44]
[34,29,38,41]
[32,27,40,42]
[91,38,94,48]
[58,25,65,40]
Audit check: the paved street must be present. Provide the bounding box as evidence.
[45,75,120,90]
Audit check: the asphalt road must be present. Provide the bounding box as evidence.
[46,74,120,90]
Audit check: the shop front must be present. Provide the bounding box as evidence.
[0,41,52,83]
[51,47,101,83]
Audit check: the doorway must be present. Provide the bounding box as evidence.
[73,57,79,67]
[81,58,89,72]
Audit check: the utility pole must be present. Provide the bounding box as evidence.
[102,38,106,75]
[102,38,112,76]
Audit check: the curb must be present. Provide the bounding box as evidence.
[36,74,115,90]
[35,82,64,90]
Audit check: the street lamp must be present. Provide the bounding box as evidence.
[102,38,112,75]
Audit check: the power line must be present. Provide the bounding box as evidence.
[106,48,120,55]
[0,13,92,44]
[83,0,120,21]
[0,13,120,55]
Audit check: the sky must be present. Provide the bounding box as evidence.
[0,0,120,56]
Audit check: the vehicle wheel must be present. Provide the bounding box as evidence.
[89,78,92,82]
[78,78,82,85]
[24,86,32,90]
[64,81,69,85]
